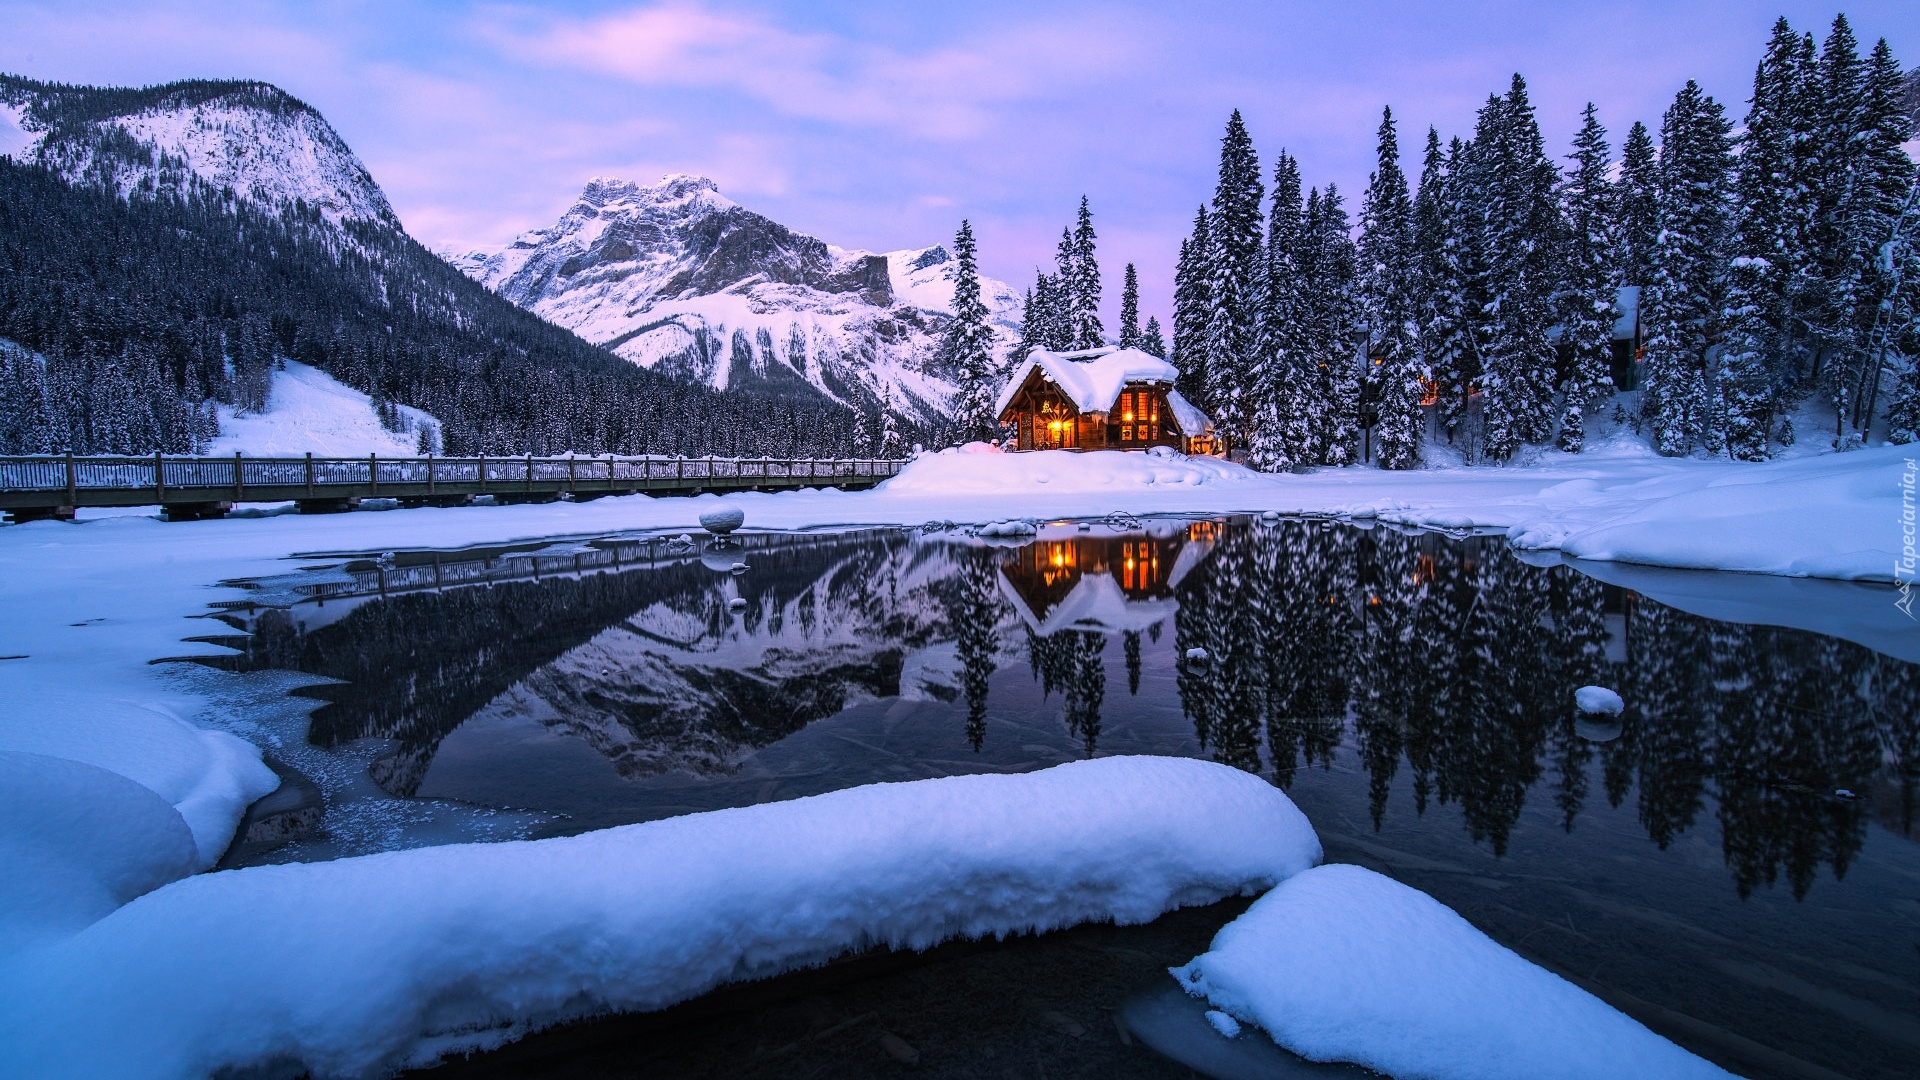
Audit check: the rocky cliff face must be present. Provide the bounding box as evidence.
[0,76,398,228]
[451,175,1022,421]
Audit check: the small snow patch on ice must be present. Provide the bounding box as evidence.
[977,520,1038,538]
[1204,1010,1241,1038]
[1574,686,1624,716]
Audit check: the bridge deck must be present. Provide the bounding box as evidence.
[0,453,901,521]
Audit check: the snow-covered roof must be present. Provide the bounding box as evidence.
[995,347,1202,429]
[1164,389,1212,437]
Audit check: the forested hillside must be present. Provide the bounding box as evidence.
[0,77,874,458]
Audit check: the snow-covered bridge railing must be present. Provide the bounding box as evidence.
[0,453,902,522]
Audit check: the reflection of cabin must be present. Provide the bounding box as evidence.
[995,347,1222,455]
[997,522,1218,635]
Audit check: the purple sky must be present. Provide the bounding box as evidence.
[3,2,1917,329]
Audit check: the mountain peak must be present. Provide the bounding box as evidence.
[576,173,735,215]
[0,72,396,228]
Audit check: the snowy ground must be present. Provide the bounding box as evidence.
[1,437,1911,1077]
[208,361,438,456]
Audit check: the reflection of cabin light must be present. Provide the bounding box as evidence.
[1052,552,1065,567]
[1368,596,1380,605]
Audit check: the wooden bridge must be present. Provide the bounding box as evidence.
[0,453,903,522]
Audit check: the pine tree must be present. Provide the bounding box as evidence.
[1204,110,1265,445]
[943,219,999,442]
[1413,128,1469,449]
[1141,316,1167,359]
[1249,151,1305,471]
[1847,38,1916,432]
[1641,80,1735,456]
[1809,15,1869,435]
[1359,107,1424,469]
[1474,76,1561,460]
[1172,207,1212,404]
[1291,185,1360,465]
[1118,263,1141,348]
[1556,103,1620,453]
[1617,120,1660,288]
[1068,196,1104,349]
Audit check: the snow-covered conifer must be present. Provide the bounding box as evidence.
[1249,151,1305,471]
[1068,197,1104,349]
[1204,110,1265,445]
[1616,121,1660,288]
[1141,316,1167,359]
[1173,207,1213,404]
[1556,103,1620,453]
[1473,76,1560,460]
[1641,81,1735,456]
[1119,263,1141,349]
[1358,106,1424,469]
[943,219,999,443]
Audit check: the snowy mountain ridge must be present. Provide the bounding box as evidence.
[0,76,398,228]
[450,174,1024,422]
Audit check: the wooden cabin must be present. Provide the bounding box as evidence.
[995,347,1222,455]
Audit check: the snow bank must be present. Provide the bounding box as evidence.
[883,447,1256,497]
[0,752,199,957]
[208,361,438,457]
[1172,864,1733,1080]
[0,756,1321,1080]
[1504,444,1916,580]
[1574,686,1624,715]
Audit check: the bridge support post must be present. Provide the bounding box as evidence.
[155,451,165,504]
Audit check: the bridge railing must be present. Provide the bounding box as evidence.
[0,454,903,495]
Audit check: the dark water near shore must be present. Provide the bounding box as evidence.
[209,517,1920,1080]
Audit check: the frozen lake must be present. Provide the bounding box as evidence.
[195,516,1920,1079]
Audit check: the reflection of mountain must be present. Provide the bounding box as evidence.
[219,531,952,796]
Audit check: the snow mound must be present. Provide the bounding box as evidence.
[977,519,1038,537]
[0,752,198,958]
[1172,864,1733,1080]
[1574,686,1624,716]
[883,448,1258,497]
[1,756,1322,1080]
[207,361,439,457]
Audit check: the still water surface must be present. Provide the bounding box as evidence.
[206,517,1920,1080]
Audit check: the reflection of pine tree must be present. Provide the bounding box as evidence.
[1123,630,1142,695]
[1175,522,1267,773]
[944,552,1005,752]
[1622,602,1712,848]
[1027,628,1107,756]
[1262,523,1354,787]
[1351,528,1422,828]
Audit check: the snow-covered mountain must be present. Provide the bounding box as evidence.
[0,76,397,228]
[450,175,1023,421]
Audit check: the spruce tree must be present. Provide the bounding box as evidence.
[1249,151,1305,471]
[1172,207,1212,404]
[1847,38,1916,432]
[1290,185,1360,465]
[1641,80,1735,456]
[1204,110,1265,445]
[1474,75,1561,460]
[1141,316,1167,359]
[1616,120,1661,289]
[943,219,999,443]
[1068,196,1104,349]
[1358,107,1424,469]
[1556,103,1620,453]
[1118,263,1141,349]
